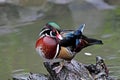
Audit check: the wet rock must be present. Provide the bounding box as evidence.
[104,0,120,5]
[85,0,116,10]
[0,3,44,26]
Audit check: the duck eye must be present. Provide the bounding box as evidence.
[50,31,57,37]
[52,31,57,36]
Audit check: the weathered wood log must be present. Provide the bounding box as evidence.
[12,56,115,80]
[47,0,73,4]
[12,60,93,80]
[44,60,94,80]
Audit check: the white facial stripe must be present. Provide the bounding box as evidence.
[39,29,49,36]
[50,31,55,37]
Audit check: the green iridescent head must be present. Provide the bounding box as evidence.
[47,22,61,32]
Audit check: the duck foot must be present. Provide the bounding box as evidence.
[52,65,63,73]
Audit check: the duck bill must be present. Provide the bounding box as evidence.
[57,33,63,40]
[55,30,63,40]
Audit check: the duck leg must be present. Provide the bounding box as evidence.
[52,60,64,73]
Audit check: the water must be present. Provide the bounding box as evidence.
[0,0,120,80]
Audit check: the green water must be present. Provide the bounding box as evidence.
[0,0,120,80]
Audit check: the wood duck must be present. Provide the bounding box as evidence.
[35,22,103,73]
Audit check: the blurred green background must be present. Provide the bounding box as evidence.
[0,0,120,80]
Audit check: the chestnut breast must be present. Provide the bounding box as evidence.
[36,36,59,59]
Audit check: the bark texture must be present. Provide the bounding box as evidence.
[12,57,115,80]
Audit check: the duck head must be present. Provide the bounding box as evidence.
[39,22,62,40]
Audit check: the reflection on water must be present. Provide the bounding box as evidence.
[0,0,120,80]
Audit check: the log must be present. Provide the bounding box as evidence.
[47,0,73,4]
[12,56,115,80]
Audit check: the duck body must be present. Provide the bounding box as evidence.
[35,35,74,62]
[36,23,103,61]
